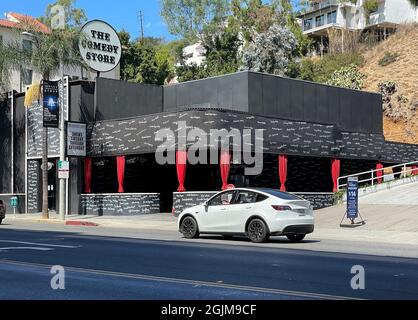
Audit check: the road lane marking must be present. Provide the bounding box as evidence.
[0,259,364,300]
[0,240,80,249]
[0,247,54,251]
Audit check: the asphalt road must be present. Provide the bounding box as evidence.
[0,227,418,300]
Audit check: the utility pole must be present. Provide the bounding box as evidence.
[138,11,144,42]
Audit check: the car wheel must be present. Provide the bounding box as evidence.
[287,234,306,242]
[0,219,2,225]
[247,219,269,243]
[180,216,200,239]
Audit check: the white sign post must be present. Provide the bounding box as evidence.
[58,160,70,180]
[78,20,122,74]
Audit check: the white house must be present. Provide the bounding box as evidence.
[0,12,120,93]
[298,0,418,52]
[182,41,206,67]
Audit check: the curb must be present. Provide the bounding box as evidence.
[65,221,99,227]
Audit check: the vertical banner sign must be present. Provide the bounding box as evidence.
[67,122,87,157]
[347,177,359,219]
[42,80,60,128]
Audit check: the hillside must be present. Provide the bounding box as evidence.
[359,24,418,144]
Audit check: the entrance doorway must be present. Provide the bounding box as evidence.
[47,159,57,212]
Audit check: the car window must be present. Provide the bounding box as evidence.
[209,191,236,206]
[236,191,259,204]
[259,189,303,200]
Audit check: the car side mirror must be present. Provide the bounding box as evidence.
[204,202,209,212]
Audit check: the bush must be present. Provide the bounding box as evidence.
[378,52,400,67]
[325,64,365,90]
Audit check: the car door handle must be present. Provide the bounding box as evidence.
[246,207,252,210]
[220,208,227,211]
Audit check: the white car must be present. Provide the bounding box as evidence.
[178,188,315,243]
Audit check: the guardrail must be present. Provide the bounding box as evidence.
[337,161,418,191]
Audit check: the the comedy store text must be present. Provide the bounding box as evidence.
[80,30,120,65]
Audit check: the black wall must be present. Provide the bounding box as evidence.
[164,72,249,112]
[163,71,383,134]
[247,72,382,134]
[14,94,26,194]
[0,96,11,194]
[95,78,163,120]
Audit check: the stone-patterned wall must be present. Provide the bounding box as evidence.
[27,105,60,157]
[173,192,217,216]
[294,193,336,210]
[79,194,161,216]
[173,191,335,216]
[27,160,42,213]
[87,109,418,163]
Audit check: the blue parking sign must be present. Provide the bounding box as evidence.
[347,177,358,219]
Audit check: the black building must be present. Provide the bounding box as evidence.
[1,71,417,216]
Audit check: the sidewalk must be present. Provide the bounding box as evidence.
[5,208,418,246]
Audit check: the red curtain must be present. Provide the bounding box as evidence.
[117,156,125,193]
[331,158,341,193]
[84,157,92,193]
[220,150,231,190]
[176,150,187,192]
[376,162,384,184]
[279,155,288,192]
[412,166,418,176]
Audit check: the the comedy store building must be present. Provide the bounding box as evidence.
[1,71,418,216]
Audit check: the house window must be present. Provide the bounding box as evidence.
[22,39,33,54]
[327,11,337,24]
[316,15,325,27]
[21,68,33,87]
[304,18,313,30]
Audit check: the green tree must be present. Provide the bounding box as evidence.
[39,0,87,29]
[242,24,297,75]
[120,34,174,85]
[160,0,230,40]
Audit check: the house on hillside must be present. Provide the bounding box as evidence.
[298,0,418,54]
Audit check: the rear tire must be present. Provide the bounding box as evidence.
[0,219,2,225]
[180,216,200,239]
[247,219,269,243]
[287,234,306,242]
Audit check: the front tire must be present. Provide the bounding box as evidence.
[247,219,269,243]
[287,234,306,242]
[0,218,2,225]
[180,216,200,239]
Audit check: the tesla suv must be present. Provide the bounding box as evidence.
[178,188,314,243]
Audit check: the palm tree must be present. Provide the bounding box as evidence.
[6,18,84,219]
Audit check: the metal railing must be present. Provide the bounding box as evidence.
[337,160,418,191]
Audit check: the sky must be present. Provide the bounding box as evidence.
[0,0,175,41]
[0,0,300,42]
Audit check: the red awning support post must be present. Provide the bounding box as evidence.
[279,155,288,192]
[220,150,231,191]
[331,158,341,193]
[84,157,92,193]
[176,150,187,192]
[117,156,126,193]
[376,162,384,184]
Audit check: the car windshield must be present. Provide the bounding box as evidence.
[258,189,303,200]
